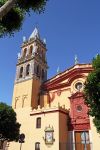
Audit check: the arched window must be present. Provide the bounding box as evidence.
[19,67,23,78]
[26,64,30,76]
[36,65,40,77]
[29,45,33,55]
[36,117,41,128]
[42,69,44,80]
[35,142,40,150]
[23,48,27,57]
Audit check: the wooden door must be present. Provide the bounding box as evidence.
[75,131,90,150]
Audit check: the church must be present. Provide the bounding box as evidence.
[8,28,100,150]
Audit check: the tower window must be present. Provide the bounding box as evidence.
[35,142,40,150]
[36,65,40,78]
[23,48,27,57]
[19,67,23,78]
[42,69,44,80]
[29,45,33,55]
[36,117,41,128]
[26,64,30,76]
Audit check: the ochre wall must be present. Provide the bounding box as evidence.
[46,77,86,110]
[12,79,33,109]
[8,107,60,150]
[12,78,41,109]
[90,117,100,150]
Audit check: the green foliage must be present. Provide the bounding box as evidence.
[0,102,20,141]
[0,0,48,37]
[0,7,24,37]
[84,54,100,133]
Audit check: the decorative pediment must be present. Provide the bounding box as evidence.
[69,92,84,100]
[68,91,90,131]
[43,64,92,91]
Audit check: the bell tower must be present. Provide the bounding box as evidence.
[12,28,48,109]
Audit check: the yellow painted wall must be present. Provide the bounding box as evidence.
[12,78,41,109]
[8,107,63,150]
[10,64,100,150]
[90,117,100,150]
[12,79,33,109]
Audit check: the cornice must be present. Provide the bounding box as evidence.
[43,64,92,91]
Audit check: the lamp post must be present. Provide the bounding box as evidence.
[19,133,25,150]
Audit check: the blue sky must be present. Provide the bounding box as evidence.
[0,0,100,105]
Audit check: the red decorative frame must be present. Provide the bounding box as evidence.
[68,92,90,131]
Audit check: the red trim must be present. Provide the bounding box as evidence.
[43,66,92,91]
[30,109,68,116]
[68,92,90,131]
[68,123,90,131]
[45,74,86,91]
[69,91,84,99]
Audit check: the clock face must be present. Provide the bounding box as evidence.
[46,132,53,142]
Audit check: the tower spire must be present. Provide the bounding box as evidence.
[29,27,40,40]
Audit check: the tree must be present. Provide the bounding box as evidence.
[84,54,100,133]
[0,0,48,37]
[0,102,20,147]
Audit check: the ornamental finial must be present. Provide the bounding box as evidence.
[57,66,60,74]
[75,55,78,65]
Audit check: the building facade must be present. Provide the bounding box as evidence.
[7,28,100,150]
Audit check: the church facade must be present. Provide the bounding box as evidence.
[8,28,100,150]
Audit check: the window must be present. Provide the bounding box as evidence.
[23,48,27,57]
[35,142,40,150]
[19,67,23,78]
[75,82,83,91]
[75,131,90,150]
[29,45,33,55]
[26,64,30,76]
[76,105,82,112]
[42,69,44,80]
[81,131,89,143]
[36,65,40,78]
[36,118,41,128]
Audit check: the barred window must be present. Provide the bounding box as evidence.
[29,45,33,55]
[19,67,23,78]
[36,118,41,128]
[35,142,40,150]
[23,48,27,57]
[26,64,30,76]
